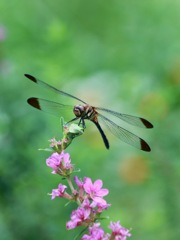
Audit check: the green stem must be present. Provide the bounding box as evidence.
[66,176,81,205]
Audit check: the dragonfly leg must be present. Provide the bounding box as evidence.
[67,117,86,129]
[79,118,86,128]
[67,117,79,124]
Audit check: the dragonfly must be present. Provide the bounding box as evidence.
[25,74,153,151]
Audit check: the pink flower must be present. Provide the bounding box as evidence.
[81,197,92,211]
[109,221,131,240]
[66,206,91,229]
[82,223,109,240]
[46,151,73,175]
[62,152,73,169]
[91,200,111,213]
[51,184,67,200]
[46,152,62,170]
[74,176,85,200]
[49,138,62,148]
[83,178,109,204]
[74,176,84,188]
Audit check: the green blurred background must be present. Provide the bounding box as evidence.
[0,0,179,239]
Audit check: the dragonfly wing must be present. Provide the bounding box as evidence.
[25,74,87,105]
[27,97,73,118]
[96,107,153,128]
[98,113,151,152]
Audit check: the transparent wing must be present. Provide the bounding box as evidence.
[27,97,74,118]
[25,74,87,104]
[96,107,153,128]
[98,113,151,151]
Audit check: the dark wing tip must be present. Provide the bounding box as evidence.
[140,118,153,128]
[27,98,41,110]
[140,139,151,152]
[24,74,37,83]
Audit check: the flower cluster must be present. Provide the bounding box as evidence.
[66,176,110,229]
[45,137,131,240]
[82,222,131,240]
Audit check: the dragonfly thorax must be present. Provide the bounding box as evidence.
[73,104,96,120]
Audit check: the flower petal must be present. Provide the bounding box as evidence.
[93,179,103,191]
[97,188,109,197]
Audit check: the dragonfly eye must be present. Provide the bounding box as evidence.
[73,105,84,117]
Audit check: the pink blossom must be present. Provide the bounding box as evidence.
[82,223,109,240]
[74,176,85,199]
[46,151,73,174]
[66,207,91,229]
[81,197,92,211]
[62,152,72,169]
[46,152,62,170]
[51,184,67,200]
[74,176,84,188]
[91,200,111,213]
[83,178,109,204]
[49,138,62,148]
[109,221,131,240]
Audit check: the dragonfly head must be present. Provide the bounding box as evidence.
[73,105,85,117]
